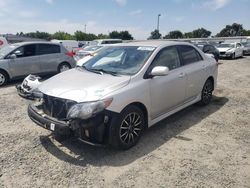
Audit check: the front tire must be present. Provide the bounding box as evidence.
[231,53,236,59]
[110,105,145,150]
[0,70,8,86]
[199,79,213,105]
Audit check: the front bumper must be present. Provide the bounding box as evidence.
[16,85,42,100]
[28,104,117,145]
[219,53,233,58]
[28,104,71,135]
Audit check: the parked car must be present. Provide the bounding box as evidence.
[0,42,76,86]
[16,74,43,99]
[27,41,218,149]
[51,39,79,52]
[75,45,104,62]
[88,39,122,46]
[0,37,8,49]
[217,42,244,59]
[242,42,250,55]
[195,44,219,62]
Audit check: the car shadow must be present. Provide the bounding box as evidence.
[39,95,228,167]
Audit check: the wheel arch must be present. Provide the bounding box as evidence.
[0,68,10,80]
[123,102,149,129]
[207,76,214,90]
[57,62,71,72]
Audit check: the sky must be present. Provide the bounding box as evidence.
[0,0,249,39]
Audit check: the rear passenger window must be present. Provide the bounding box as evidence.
[38,44,60,55]
[178,45,202,65]
[153,46,180,70]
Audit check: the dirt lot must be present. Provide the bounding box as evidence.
[0,57,250,188]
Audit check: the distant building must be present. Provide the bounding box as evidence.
[1,34,45,43]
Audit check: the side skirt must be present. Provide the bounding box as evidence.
[148,94,201,127]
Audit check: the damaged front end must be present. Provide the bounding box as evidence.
[28,94,117,146]
[16,75,43,100]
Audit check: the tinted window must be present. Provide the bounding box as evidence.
[203,45,210,52]
[178,45,202,65]
[38,44,60,55]
[153,46,180,70]
[12,44,36,58]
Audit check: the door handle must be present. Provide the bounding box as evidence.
[178,73,185,78]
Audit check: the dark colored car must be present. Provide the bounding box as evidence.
[195,44,220,62]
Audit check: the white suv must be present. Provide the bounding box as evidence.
[28,41,218,149]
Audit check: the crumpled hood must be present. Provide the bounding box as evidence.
[39,68,131,102]
[217,47,234,52]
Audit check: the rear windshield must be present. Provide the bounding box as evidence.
[218,43,235,48]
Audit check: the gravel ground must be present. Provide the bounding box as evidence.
[0,57,250,188]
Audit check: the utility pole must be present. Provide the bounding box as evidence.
[84,24,87,33]
[157,14,161,32]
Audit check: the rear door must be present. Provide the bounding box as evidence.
[8,44,40,77]
[37,44,61,73]
[177,45,207,101]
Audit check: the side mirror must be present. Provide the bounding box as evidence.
[151,66,169,77]
[9,54,16,59]
[14,50,23,56]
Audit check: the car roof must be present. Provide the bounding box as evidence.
[12,41,61,46]
[111,40,191,48]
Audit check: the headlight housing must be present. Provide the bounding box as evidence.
[226,50,233,54]
[67,98,113,120]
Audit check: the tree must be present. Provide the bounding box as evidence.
[109,31,121,39]
[216,23,244,37]
[148,29,161,39]
[109,30,133,40]
[242,29,250,36]
[184,32,194,38]
[52,31,74,40]
[74,31,88,41]
[97,33,109,39]
[24,31,51,40]
[192,28,211,38]
[163,30,183,39]
[119,31,133,40]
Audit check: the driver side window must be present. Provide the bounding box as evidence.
[12,46,24,58]
[11,44,36,58]
[153,46,180,70]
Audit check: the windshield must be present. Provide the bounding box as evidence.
[218,43,235,48]
[0,44,18,58]
[83,46,155,75]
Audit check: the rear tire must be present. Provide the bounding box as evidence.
[109,105,145,150]
[199,79,213,106]
[58,63,71,73]
[0,70,8,86]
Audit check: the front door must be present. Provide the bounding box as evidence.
[149,46,186,119]
[9,44,40,77]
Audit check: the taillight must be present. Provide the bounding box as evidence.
[66,52,75,57]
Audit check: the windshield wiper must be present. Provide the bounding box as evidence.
[80,66,102,75]
[89,68,120,76]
